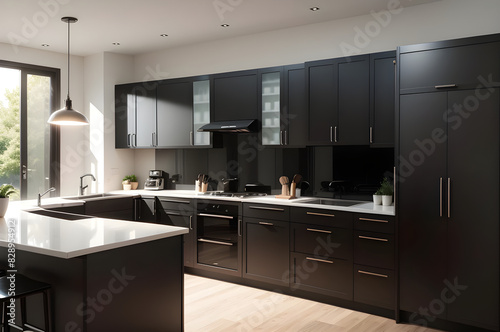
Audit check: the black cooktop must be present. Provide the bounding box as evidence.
[201,191,267,198]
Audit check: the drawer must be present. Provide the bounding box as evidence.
[354,230,394,269]
[161,209,192,228]
[243,203,290,221]
[292,223,352,260]
[291,252,352,300]
[400,41,500,93]
[159,197,194,211]
[354,264,394,310]
[354,214,394,234]
[291,207,352,229]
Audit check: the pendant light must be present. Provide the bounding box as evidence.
[48,17,89,126]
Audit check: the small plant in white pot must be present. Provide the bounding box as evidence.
[123,175,138,190]
[373,189,383,205]
[379,177,394,206]
[0,184,17,218]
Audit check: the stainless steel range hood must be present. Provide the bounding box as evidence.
[197,119,258,133]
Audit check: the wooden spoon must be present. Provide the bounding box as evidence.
[292,174,302,184]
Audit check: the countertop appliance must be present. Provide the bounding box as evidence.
[144,170,168,190]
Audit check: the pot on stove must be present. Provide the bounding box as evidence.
[222,178,238,193]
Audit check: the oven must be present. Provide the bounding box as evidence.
[196,200,242,276]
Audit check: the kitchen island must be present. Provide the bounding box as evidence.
[0,202,187,332]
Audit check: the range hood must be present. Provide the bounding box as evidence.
[197,119,258,133]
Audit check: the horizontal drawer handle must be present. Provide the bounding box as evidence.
[258,221,274,226]
[198,238,233,246]
[306,257,333,264]
[160,198,191,204]
[434,84,458,89]
[358,270,388,278]
[306,228,332,234]
[165,212,181,216]
[249,206,285,212]
[306,212,335,218]
[197,213,234,220]
[358,217,388,223]
[358,235,389,242]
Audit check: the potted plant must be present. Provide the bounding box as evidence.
[378,177,394,206]
[373,188,383,205]
[122,175,138,190]
[0,184,17,218]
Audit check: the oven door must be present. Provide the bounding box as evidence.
[197,213,239,271]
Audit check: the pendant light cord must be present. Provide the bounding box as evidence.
[67,19,70,100]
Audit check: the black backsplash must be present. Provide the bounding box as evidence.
[155,133,393,200]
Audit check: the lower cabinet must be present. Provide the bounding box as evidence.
[84,196,135,220]
[157,197,196,268]
[290,208,353,300]
[243,217,289,286]
[353,214,395,310]
[135,197,157,223]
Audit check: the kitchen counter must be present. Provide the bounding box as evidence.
[0,200,188,259]
[108,189,396,216]
[0,199,186,331]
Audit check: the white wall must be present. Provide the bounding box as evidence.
[0,42,85,196]
[133,0,500,80]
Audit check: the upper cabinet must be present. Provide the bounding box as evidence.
[370,51,396,147]
[156,79,193,148]
[192,79,211,146]
[212,69,259,122]
[307,55,370,146]
[260,64,307,147]
[115,82,157,148]
[399,40,500,94]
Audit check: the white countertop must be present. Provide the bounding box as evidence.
[109,189,396,216]
[0,201,188,259]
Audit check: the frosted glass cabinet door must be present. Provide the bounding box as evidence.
[193,80,211,146]
[261,72,281,145]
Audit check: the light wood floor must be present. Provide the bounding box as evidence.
[184,274,445,332]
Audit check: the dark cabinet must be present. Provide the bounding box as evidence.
[259,64,307,147]
[307,55,369,145]
[212,70,258,122]
[399,41,500,94]
[156,80,193,147]
[115,82,157,148]
[399,52,500,331]
[243,217,289,286]
[158,197,196,267]
[353,264,395,310]
[84,196,135,220]
[290,207,353,300]
[136,197,157,223]
[370,51,396,147]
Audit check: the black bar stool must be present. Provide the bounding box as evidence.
[0,273,51,332]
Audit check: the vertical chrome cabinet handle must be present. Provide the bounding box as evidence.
[369,127,373,144]
[329,126,333,142]
[190,131,193,146]
[448,178,451,218]
[334,126,338,142]
[132,134,136,147]
[238,219,242,237]
[280,131,283,145]
[284,130,287,145]
[189,215,193,230]
[439,177,443,217]
[152,200,156,216]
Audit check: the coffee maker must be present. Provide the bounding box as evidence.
[144,170,168,190]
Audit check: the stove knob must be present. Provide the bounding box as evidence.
[216,205,220,209]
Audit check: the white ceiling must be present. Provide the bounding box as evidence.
[1,0,438,57]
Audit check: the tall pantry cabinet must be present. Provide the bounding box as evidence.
[397,34,500,331]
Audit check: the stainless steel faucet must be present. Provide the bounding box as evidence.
[38,187,56,207]
[80,173,96,196]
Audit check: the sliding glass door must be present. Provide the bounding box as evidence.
[0,61,60,200]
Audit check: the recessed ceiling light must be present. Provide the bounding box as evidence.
[160,34,168,37]
[41,44,50,47]
[310,7,320,11]
[221,24,229,27]
[112,42,120,46]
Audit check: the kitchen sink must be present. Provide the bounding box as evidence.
[296,198,363,207]
[27,209,92,220]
